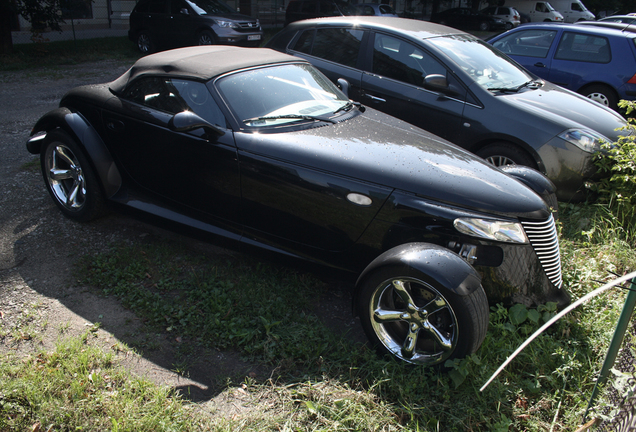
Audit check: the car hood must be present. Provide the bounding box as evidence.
[236,109,549,220]
[502,82,627,140]
[199,12,256,21]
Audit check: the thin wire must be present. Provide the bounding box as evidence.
[480,271,636,392]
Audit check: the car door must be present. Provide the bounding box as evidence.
[359,32,467,145]
[547,31,611,90]
[102,77,242,227]
[490,28,558,79]
[287,26,365,101]
[168,0,196,46]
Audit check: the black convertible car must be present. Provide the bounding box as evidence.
[27,46,566,366]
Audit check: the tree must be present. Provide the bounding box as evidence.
[0,0,63,55]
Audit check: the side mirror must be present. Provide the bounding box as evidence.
[337,78,350,97]
[169,111,225,137]
[423,74,448,91]
[180,8,189,15]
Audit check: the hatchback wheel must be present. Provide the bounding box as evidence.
[477,142,536,169]
[479,21,490,31]
[580,84,618,111]
[40,130,106,222]
[357,267,488,366]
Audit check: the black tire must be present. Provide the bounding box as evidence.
[198,30,216,46]
[136,31,154,54]
[479,21,490,31]
[579,84,618,111]
[356,266,489,366]
[40,129,106,222]
[477,142,537,169]
[505,22,513,30]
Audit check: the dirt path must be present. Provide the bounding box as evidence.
[0,60,363,415]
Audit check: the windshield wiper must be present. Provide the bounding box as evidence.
[488,80,542,93]
[333,101,365,115]
[243,114,337,124]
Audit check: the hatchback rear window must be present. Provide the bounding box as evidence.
[554,32,611,63]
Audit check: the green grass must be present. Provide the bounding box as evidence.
[7,202,620,431]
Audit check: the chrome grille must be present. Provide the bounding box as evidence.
[521,215,563,289]
[236,21,260,30]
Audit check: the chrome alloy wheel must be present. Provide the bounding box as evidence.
[44,143,87,212]
[370,277,458,365]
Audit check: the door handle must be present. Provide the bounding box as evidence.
[107,120,125,132]
[364,94,386,103]
[534,62,546,68]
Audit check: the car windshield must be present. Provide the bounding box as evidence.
[432,35,533,91]
[216,63,351,127]
[185,0,234,15]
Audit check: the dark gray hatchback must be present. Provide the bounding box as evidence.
[265,17,629,201]
[128,0,262,54]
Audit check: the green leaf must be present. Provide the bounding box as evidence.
[509,303,528,326]
[527,309,541,324]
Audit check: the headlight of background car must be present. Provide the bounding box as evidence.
[454,218,528,244]
[215,20,238,29]
[558,129,609,153]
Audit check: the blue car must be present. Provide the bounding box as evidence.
[487,22,636,111]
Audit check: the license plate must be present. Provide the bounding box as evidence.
[248,35,261,41]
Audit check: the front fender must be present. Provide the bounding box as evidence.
[27,108,122,198]
[355,243,482,304]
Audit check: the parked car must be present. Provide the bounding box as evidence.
[285,0,357,25]
[598,14,636,24]
[502,0,564,22]
[128,0,262,54]
[354,3,398,17]
[480,6,521,29]
[27,46,567,366]
[265,17,628,201]
[546,0,595,22]
[487,22,636,111]
[430,7,507,31]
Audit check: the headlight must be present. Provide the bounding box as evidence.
[558,128,609,153]
[215,20,238,28]
[454,218,528,244]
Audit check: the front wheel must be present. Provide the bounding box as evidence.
[136,31,154,54]
[356,267,489,366]
[479,21,490,31]
[477,142,537,169]
[198,30,216,45]
[40,130,106,222]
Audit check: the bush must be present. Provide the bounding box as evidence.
[593,100,636,237]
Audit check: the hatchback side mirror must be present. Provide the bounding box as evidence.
[423,74,461,97]
[169,111,225,137]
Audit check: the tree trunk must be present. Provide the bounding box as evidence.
[0,9,14,55]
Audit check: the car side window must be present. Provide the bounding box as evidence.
[372,34,445,87]
[123,77,226,127]
[293,27,363,68]
[554,32,611,63]
[492,29,557,58]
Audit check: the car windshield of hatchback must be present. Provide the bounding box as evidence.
[185,0,235,15]
[216,64,352,127]
[433,35,536,92]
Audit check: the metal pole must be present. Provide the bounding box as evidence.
[584,277,636,421]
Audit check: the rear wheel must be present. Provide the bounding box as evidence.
[357,266,489,366]
[40,130,106,222]
[477,142,537,169]
[580,84,618,111]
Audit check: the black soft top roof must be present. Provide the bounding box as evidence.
[110,46,302,92]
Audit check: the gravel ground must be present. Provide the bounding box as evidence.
[0,60,363,415]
